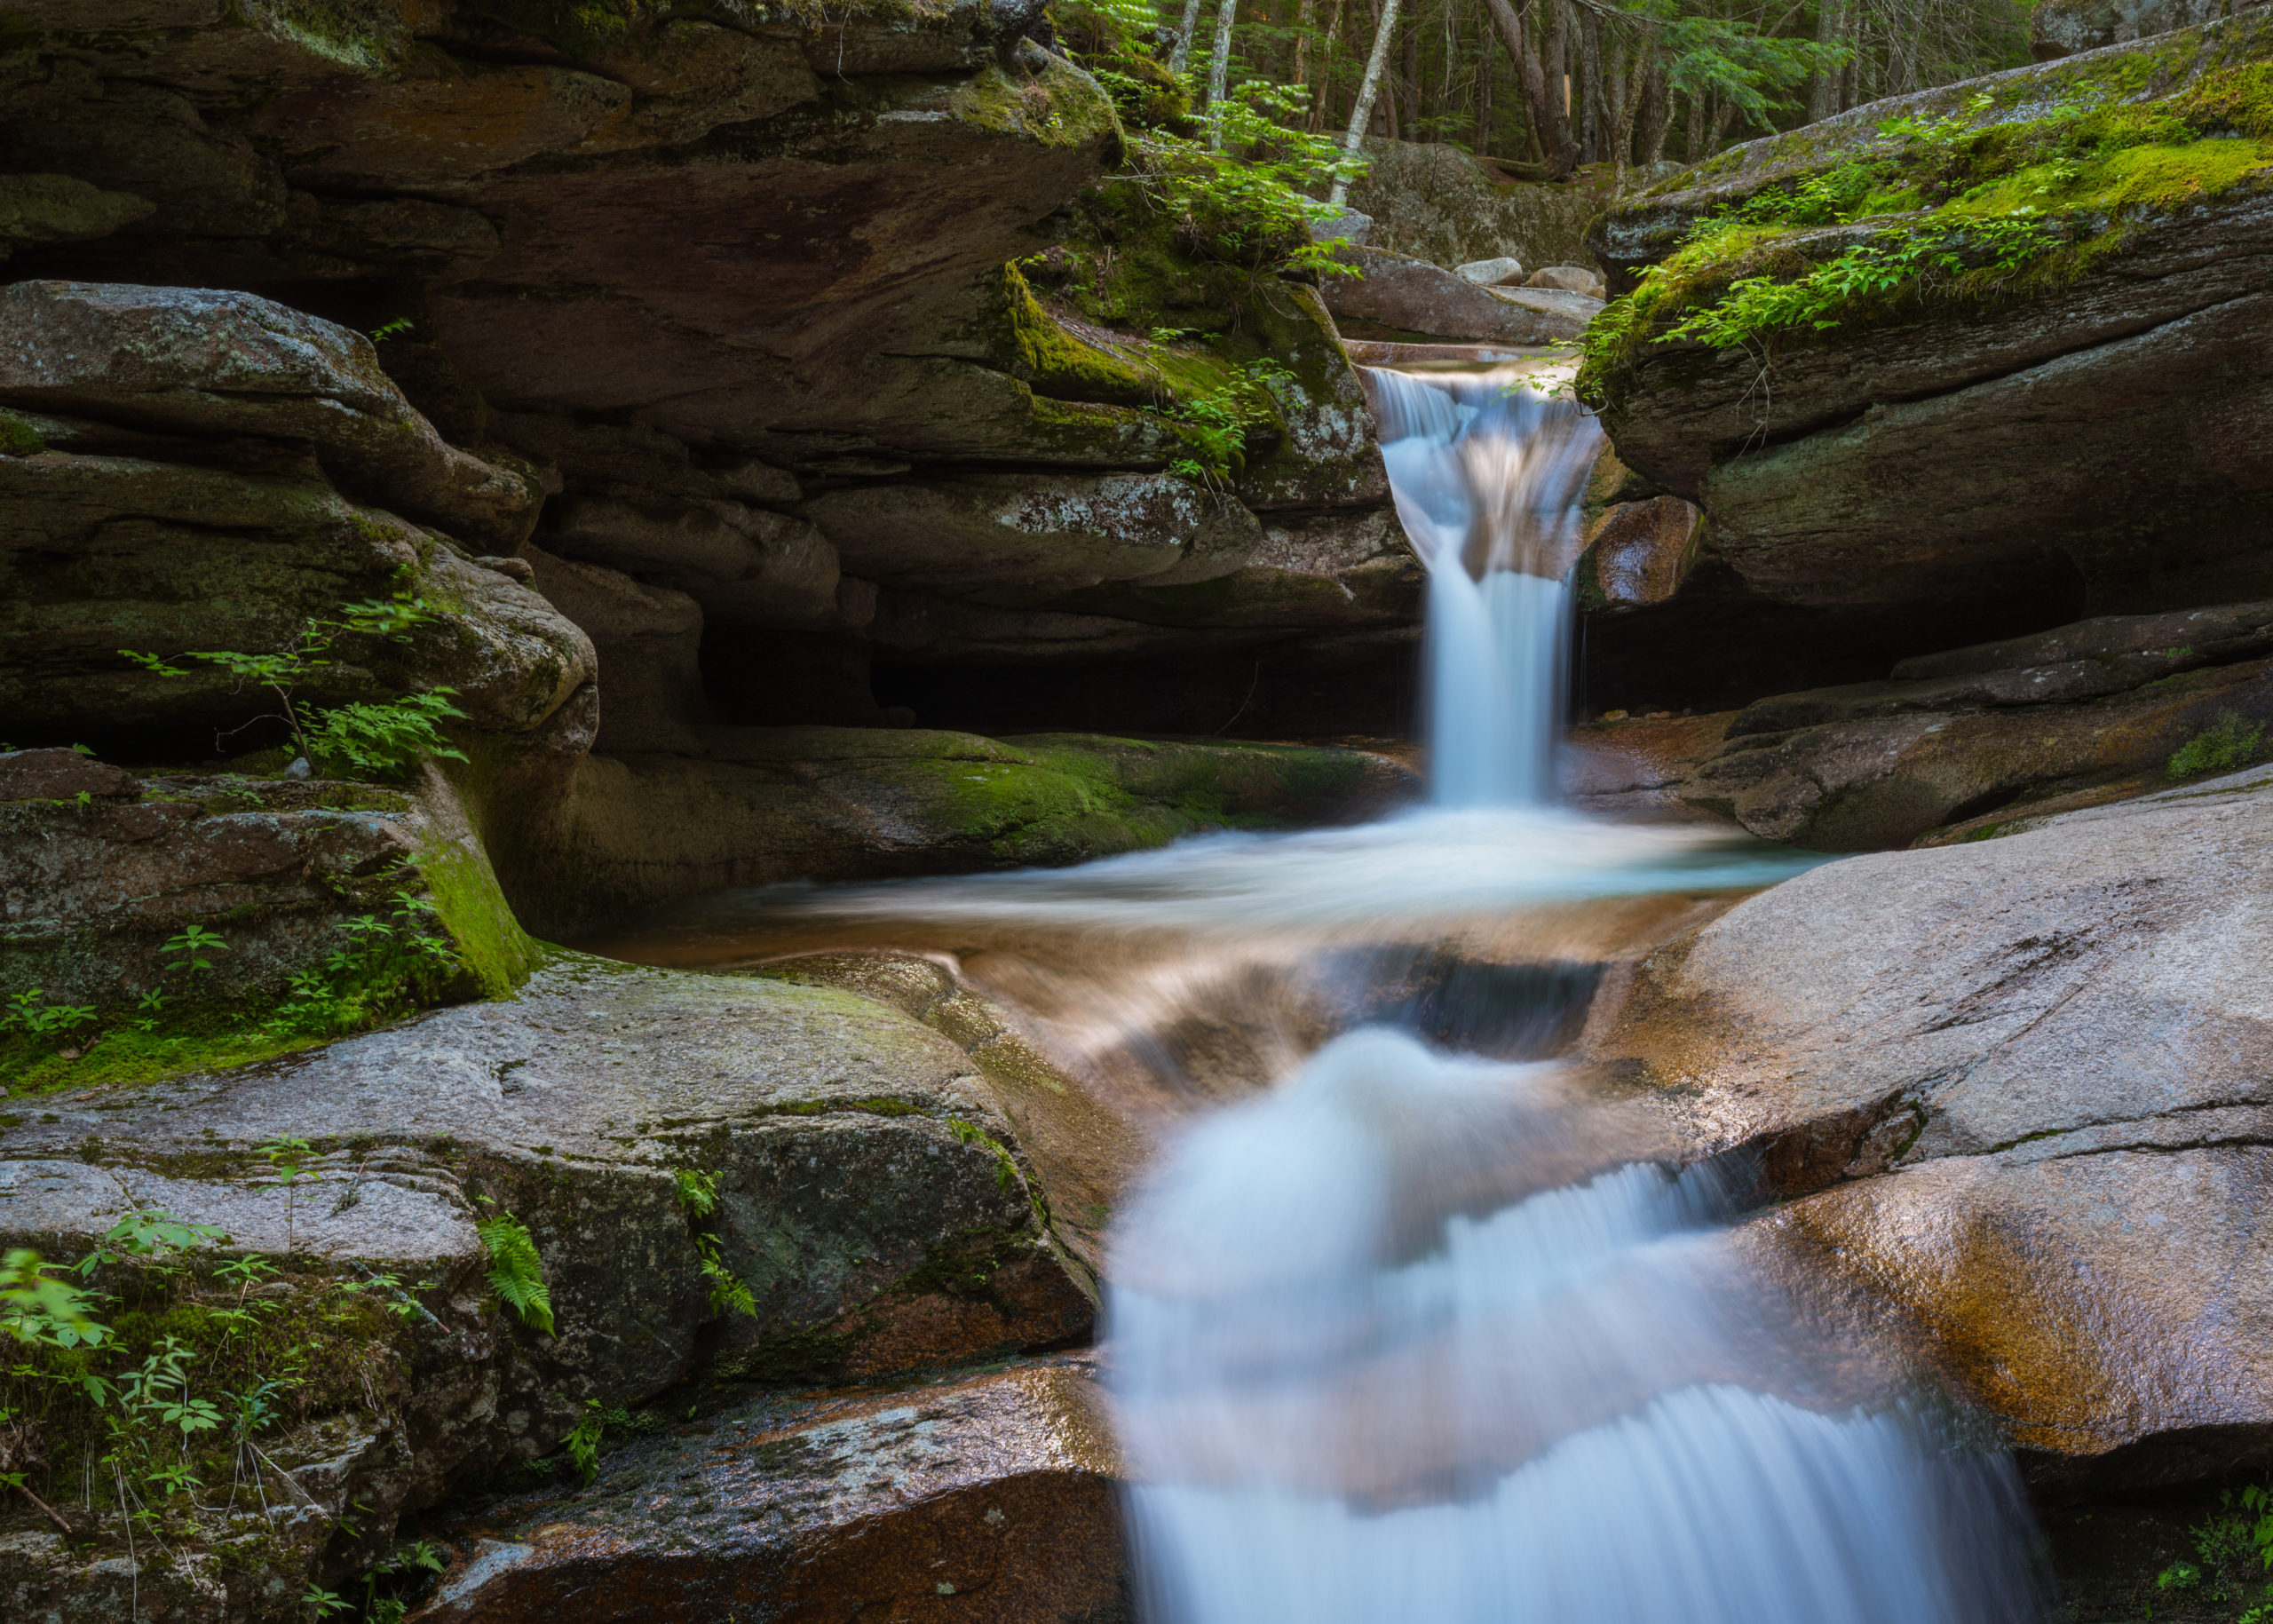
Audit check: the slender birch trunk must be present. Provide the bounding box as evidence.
[1328,0,1402,207]
[1207,0,1239,145]
[1170,0,1205,75]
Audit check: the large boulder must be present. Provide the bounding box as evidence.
[0,282,592,751]
[2031,0,2242,58]
[0,4,1422,725]
[1342,140,1624,269]
[0,955,1097,1612]
[1581,12,2273,665]
[1583,766,2273,1487]
[1323,244,1599,343]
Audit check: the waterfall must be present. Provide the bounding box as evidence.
[1366,361,1603,806]
[609,360,2046,1624]
[1112,1031,2044,1624]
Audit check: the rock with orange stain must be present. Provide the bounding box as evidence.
[410,1357,1127,1624]
[1587,765,2273,1485]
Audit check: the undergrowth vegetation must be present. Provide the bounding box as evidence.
[0,1206,430,1612]
[1578,50,2273,409]
[0,890,463,1096]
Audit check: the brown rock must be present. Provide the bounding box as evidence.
[0,281,538,546]
[1579,495,1699,610]
[0,748,139,802]
[409,1359,1127,1624]
[1585,766,2273,1484]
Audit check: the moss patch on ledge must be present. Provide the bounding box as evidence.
[1579,14,2273,410]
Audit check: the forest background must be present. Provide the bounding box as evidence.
[1061,0,2035,180]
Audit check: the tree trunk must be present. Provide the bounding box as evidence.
[1807,0,1848,123]
[1578,9,1603,166]
[1477,34,1493,157]
[1311,0,1346,130]
[1481,0,1576,179]
[1635,54,1673,166]
[1330,0,1403,205]
[1401,12,1421,139]
[1544,0,1577,175]
[1294,0,1314,91]
[1206,0,1238,145]
[1683,86,1705,163]
[1169,0,1205,75]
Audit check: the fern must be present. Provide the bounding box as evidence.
[673,1168,718,1219]
[693,1234,756,1320]
[476,1211,553,1335]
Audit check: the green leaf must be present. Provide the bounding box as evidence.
[477,1211,555,1335]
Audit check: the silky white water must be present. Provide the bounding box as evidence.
[1370,359,1602,807]
[602,359,2044,1622]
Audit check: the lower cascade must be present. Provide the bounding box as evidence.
[1100,364,2043,1623]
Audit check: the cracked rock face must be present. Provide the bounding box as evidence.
[1582,766,2273,1484]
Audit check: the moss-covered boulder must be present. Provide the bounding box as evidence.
[0,955,1095,1617]
[1580,12,2273,641]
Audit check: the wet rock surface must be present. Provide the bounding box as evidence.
[0,954,1098,1612]
[1584,767,2273,1484]
[410,1356,1127,1624]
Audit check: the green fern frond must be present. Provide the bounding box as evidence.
[477,1212,554,1335]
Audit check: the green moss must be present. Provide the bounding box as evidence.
[0,411,45,456]
[1581,20,2273,408]
[994,265,1162,406]
[415,823,543,999]
[2168,709,2268,779]
[950,57,1122,153]
[0,1010,334,1096]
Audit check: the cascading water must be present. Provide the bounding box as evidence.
[1097,360,2046,1624]
[598,357,2045,1623]
[1369,360,1603,807]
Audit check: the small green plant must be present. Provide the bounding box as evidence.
[260,1137,322,1256]
[2157,1560,2201,1591]
[162,922,230,982]
[355,1537,447,1622]
[674,1168,756,1320]
[122,591,465,779]
[368,317,416,343]
[477,1208,554,1335]
[673,1168,719,1218]
[2167,710,2267,780]
[263,891,460,1039]
[693,1234,756,1320]
[564,1397,608,1485]
[0,1249,107,1347]
[0,989,99,1040]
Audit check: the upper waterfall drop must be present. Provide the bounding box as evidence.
[1365,360,1604,809]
